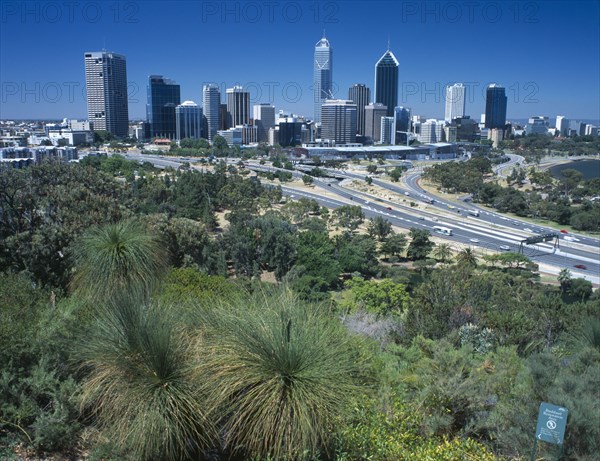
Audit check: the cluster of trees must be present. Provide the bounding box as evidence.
[1,157,598,460]
[423,157,600,231]
[500,134,600,163]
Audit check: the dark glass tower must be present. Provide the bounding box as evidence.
[348,83,370,136]
[485,84,507,129]
[147,75,181,139]
[394,106,411,144]
[84,51,129,137]
[374,49,398,118]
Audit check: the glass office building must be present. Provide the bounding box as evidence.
[147,75,181,139]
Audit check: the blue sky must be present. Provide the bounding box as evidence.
[1,0,599,122]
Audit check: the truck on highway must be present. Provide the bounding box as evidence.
[468,210,480,217]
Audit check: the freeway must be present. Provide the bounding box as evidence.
[402,160,600,250]
[241,161,599,282]
[278,181,599,283]
[493,153,525,177]
[120,153,599,282]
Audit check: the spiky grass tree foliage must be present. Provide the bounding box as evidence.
[71,220,168,303]
[78,298,214,461]
[197,290,364,461]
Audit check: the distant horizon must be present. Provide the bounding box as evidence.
[1,1,598,120]
[3,117,599,127]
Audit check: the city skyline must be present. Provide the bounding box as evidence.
[1,1,599,122]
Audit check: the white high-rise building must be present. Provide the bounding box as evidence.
[203,84,220,142]
[420,119,444,143]
[445,83,465,122]
[380,116,395,145]
[253,103,275,143]
[555,115,569,137]
[176,101,203,141]
[320,99,356,145]
[84,51,129,137]
[313,35,333,122]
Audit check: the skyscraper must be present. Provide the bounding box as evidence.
[176,101,203,141]
[321,99,357,145]
[374,48,398,118]
[348,84,370,136]
[394,106,411,144]
[202,84,220,142]
[147,75,180,140]
[84,51,129,137]
[364,103,388,143]
[253,103,275,143]
[445,83,465,122]
[226,86,250,127]
[313,35,333,123]
[380,117,395,145]
[485,84,507,129]
[555,115,569,137]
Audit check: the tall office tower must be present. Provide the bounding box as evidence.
[147,75,180,140]
[320,99,357,145]
[226,86,250,127]
[380,116,395,144]
[313,35,333,122]
[484,84,507,129]
[202,84,221,142]
[348,83,370,136]
[253,103,275,143]
[374,48,399,118]
[555,115,569,137]
[364,103,388,142]
[84,51,129,137]
[175,101,203,141]
[394,106,411,144]
[444,83,465,122]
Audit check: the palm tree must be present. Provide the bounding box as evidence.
[197,289,364,460]
[557,268,572,294]
[433,243,453,262]
[71,220,167,303]
[78,299,214,460]
[456,247,477,267]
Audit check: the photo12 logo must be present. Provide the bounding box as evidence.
[400,1,540,24]
[1,81,141,104]
[200,1,340,23]
[400,81,540,104]
[1,1,139,24]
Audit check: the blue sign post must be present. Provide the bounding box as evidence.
[531,402,568,460]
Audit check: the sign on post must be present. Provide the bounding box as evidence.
[535,402,568,445]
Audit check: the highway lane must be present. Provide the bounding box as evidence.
[402,163,600,249]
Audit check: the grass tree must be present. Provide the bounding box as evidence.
[78,298,214,460]
[196,289,365,460]
[71,220,168,303]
